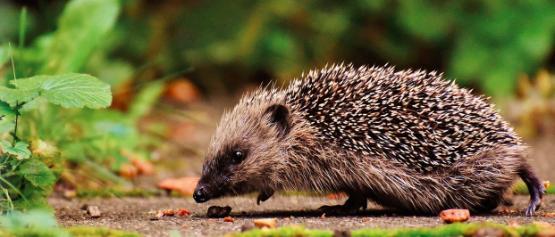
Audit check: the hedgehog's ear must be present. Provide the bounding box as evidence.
[264,104,290,138]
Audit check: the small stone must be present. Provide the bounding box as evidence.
[253,218,277,228]
[439,209,470,223]
[207,206,232,218]
[85,205,101,218]
[333,230,351,237]
[63,190,76,199]
[241,223,255,232]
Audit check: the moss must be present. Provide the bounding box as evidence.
[231,222,545,237]
[0,226,140,237]
[230,225,331,237]
[67,226,141,237]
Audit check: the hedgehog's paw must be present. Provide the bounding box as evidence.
[256,189,274,205]
[525,194,543,217]
[318,194,367,215]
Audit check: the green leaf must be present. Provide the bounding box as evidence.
[0,86,39,106]
[12,73,112,109]
[0,141,31,160]
[0,101,15,116]
[128,81,164,120]
[18,159,56,189]
[41,0,120,73]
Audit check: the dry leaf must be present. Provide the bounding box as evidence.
[164,79,200,104]
[119,163,139,179]
[131,159,154,175]
[177,208,191,217]
[158,176,199,196]
[253,218,277,228]
[439,209,470,223]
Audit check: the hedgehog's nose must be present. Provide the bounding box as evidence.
[193,185,209,203]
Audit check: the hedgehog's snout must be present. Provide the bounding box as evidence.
[193,183,210,203]
[194,175,228,203]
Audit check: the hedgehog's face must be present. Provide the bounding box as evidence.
[193,103,290,203]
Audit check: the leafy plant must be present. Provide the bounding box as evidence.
[1,0,170,203]
[0,69,112,211]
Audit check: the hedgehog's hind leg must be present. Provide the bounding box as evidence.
[318,193,367,215]
[518,162,545,216]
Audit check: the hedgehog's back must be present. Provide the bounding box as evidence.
[286,64,519,172]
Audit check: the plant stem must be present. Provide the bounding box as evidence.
[18,7,27,48]
[11,102,20,145]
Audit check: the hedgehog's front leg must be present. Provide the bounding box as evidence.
[256,189,274,205]
[318,193,367,214]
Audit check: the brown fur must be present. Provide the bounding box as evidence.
[196,64,543,216]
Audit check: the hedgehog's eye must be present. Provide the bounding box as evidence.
[230,150,245,164]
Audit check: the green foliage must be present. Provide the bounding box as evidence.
[0,0,116,211]
[150,0,555,97]
[1,74,111,108]
[0,0,168,209]
[0,141,31,160]
[41,0,120,74]
[0,72,111,210]
[11,74,112,108]
[68,227,141,237]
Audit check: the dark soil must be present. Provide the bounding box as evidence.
[52,195,555,237]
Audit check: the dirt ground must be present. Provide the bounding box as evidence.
[52,195,555,237]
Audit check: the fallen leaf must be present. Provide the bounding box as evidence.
[158,176,199,196]
[161,209,176,216]
[121,149,154,176]
[223,216,234,222]
[439,209,470,223]
[177,208,191,217]
[131,159,154,175]
[164,79,200,104]
[543,212,555,218]
[544,181,551,190]
[253,218,277,228]
[119,163,139,179]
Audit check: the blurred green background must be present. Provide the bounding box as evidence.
[2,0,555,97]
[0,0,555,213]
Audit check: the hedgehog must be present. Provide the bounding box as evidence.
[193,64,544,216]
